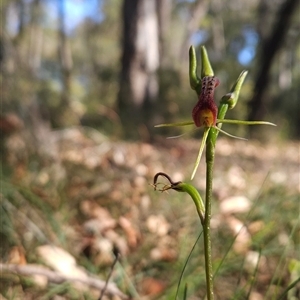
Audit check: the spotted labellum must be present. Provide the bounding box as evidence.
[192,76,219,128]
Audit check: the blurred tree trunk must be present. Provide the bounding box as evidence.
[247,0,299,127]
[156,0,171,66]
[28,0,43,73]
[57,0,77,126]
[210,1,225,61]
[256,0,273,41]
[13,0,26,42]
[118,0,160,139]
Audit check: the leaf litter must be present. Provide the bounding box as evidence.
[1,126,299,299]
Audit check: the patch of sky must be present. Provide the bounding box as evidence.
[7,0,104,36]
[64,0,104,33]
[238,27,258,65]
[45,0,104,34]
[6,1,33,36]
[191,30,209,46]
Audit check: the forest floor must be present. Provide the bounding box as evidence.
[1,126,299,300]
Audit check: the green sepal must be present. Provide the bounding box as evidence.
[155,121,194,128]
[220,70,248,109]
[200,46,214,78]
[217,119,276,126]
[189,46,201,93]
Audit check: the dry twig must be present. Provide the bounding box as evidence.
[0,263,128,299]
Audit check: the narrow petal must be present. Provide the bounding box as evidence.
[214,126,247,140]
[217,119,276,126]
[155,121,194,127]
[191,127,210,180]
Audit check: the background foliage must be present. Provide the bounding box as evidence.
[1,0,300,139]
[1,0,300,299]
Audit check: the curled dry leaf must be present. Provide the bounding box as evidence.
[244,251,260,273]
[150,235,177,262]
[0,113,24,134]
[81,201,117,235]
[6,247,48,288]
[31,270,48,289]
[248,220,265,235]
[93,238,115,266]
[141,277,167,296]
[36,245,88,284]
[83,218,116,236]
[7,246,26,265]
[249,291,264,300]
[135,163,148,176]
[146,214,170,237]
[112,148,126,166]
[220,196,251,215]
[81,200,115,221]
[244,250,267,274]
[227,166,246,189]
[150,247,177,262]
[225,216,251,254]
[105,229,129,256]
[119,216,141,249]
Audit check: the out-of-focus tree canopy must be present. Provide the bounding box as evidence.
[1,2,299,299]
[1,0,299,140]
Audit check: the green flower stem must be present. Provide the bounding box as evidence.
[200,59,249,300]
[203,139,215,300]
[154,47,271,299]
[202,79,229,300]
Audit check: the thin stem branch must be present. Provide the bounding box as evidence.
[98,253,120,300]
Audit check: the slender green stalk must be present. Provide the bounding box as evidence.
[176,232,202,300]
[201,111,229,300]
[183,283,188,300]
[200,65,248,300]
[277,277,300,300]
[203,139,215,300]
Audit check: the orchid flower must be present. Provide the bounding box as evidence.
[156,46,276,180]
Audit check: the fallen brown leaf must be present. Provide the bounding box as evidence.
[141,277,166,295]
[119,216,141,249]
